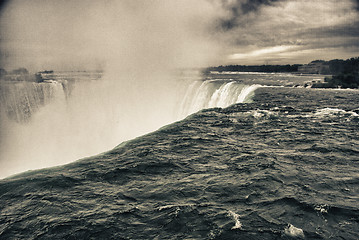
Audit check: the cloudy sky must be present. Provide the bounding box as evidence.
[218,0,359,64]
[0,0,358,71]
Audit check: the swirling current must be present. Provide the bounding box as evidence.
[1,84,359,239]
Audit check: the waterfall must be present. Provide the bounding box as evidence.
[0,80,70,178]
[0,81,68,123]
[179,80,260,117]
[0,76,260,179]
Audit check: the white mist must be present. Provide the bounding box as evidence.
[0,0,223,178]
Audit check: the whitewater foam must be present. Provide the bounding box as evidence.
[305,108,359,121]
[313,108,359,117]
[230,109,279,122]
[228,210,242,230]
[284,224,305,238]
[314,204,328,214]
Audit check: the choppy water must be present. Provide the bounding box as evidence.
[1,74,359,239]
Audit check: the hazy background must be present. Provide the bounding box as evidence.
[0,0,224,72]
[1,0,359,72]
[0,0,225,178]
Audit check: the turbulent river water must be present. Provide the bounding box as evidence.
[0,72,358,239]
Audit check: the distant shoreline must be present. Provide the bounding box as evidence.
[204,57,359,89]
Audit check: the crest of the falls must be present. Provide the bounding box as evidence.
[179,80,260,117]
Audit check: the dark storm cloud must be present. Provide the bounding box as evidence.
[0,1,10,70]
[354,0,359,10]
[0,0,9,13]
[265,22,359,50]
[219,0,281,30]
[303,23,359,41]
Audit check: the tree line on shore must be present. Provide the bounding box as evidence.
[312,58,359,88]
[204,57,359,88]
[204,64,301,73]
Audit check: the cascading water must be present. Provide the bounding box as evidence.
[0,80,68,122]
[0,80,71,178]
[179,80,260,117]
[0,73,260,179]
[0,71,182,178]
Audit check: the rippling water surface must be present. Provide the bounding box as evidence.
[1,77,359,239]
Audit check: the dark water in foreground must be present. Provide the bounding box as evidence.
[1,87,359,239]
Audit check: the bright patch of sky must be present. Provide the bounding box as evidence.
[229,45,295,60]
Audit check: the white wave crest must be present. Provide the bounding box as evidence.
[228,210,242,230]
[284,224,305,238]
[307,108,359,119]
